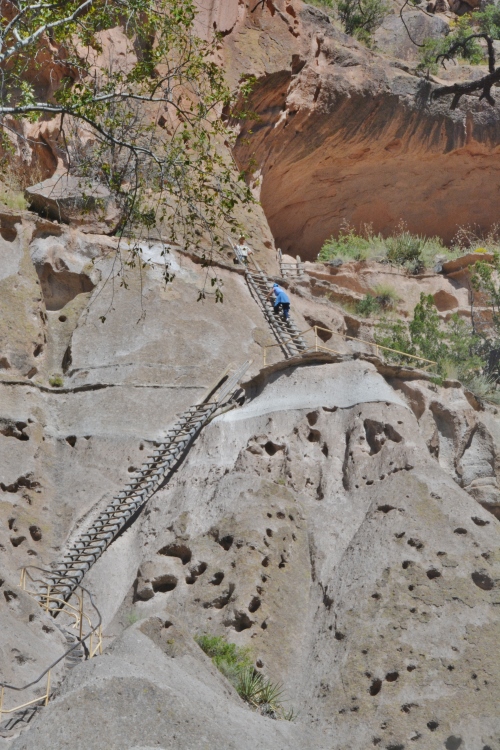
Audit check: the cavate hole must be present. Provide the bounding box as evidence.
[232,611,253,632]
[369,678,382,696]
[264,441,282,456]
[261,556,269,567]
[402,560,412,569]
[445,738,463,750]
[377,505,396,513]
[454,528,467,535]
[218,535,234,551]
[0,224,17,242]
[407,664,416,672]
[248,596,261,613]
[385,671,399,682]
[33,344,43,358]
[472,516,489,526]
[204,584,235,610]
[306,411,319,426]
[8,518,15,530]
[4,590,18,602]
[261,621,267,630]
[427,721,439,731]
[163,620,173,629]
[407,538,423,550]
[266,528,273,537]
[58,315,67,322]
[151,575,178,593]
[157,543,192,565]
[186,562,207,584]
[334,631,345,641]
[29,526,42,542]
[10,536,26,547]
[307,429,321,443]
[210,572,224,586]
[66,435,77,447]
[276,511,285,519]
[427,569,441,580]
[322,443,329,457]
[471,571,494,591]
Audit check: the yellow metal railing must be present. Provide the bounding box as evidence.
[0,567,102,721]
[262,325,437,371]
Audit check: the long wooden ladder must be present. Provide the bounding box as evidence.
[245,260,307,358]
[39,362,251,605]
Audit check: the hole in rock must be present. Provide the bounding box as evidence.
[266,528,273,537]
[445,737,463,750]
[395,532,405,539]
[407,538,423,550]
[322,443,329,457]
[4,590,17,602]
[472,516,489,526]
[186,562,207,584]
[454,528,467,535]
[256,659,263,668]
[371,592,381,599]
[261,556,269,567]
[401,703,418,713]
[471,571,494,590]
[248,596,261,613]
[66,435,76,447]
[163,620,173,629]
[10,536,26,547]
[62,345,72,373]
[369,678,382,696]
[307,429,321,443]
[8,518,15,530]
[364,420,402,455]
[335,631,345,641]
[427,721,439,731]
[35,263,95,311]
[426,569,441,580]
[278,554,287,569]
[402,560,412,569]
[386,745,404,750]
[152,575,177,593]
[408,585,414,591]
[261,621,267,630]
[277,511,285,519]
[58,315,67,322]
[1,422,29,441]
[267,512,272,518]
[33,344,43,358]
[218,535,234,551]
[210,572,224,586]
[204,584,235,609]
[226,611,252,632]
[29,526,42,542]
[407,664,416,672]
[385,671,399,682]
[377,505,396,513]
[0,223,17,241]
[264,441,279,456]
[306,411,319,426]
[158,543,192,565]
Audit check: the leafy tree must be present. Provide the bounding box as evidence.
[0,0,253,295]
[336,0,390,43]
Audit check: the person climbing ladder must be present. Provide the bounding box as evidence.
[267,283,290,321]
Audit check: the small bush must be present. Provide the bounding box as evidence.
[385,230,426,274]
[336,0,390,42]
[195,634,294,721]
[462,373,500,404]
[372,283,399,309]
[49,374,64,388]
[355,295,380,317]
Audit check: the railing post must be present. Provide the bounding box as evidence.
[45,584,50,613]
[0,685,4,721]
[79,590,84,642]
[45,671,51,706]
[98,625,103,655]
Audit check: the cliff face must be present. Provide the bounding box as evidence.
[231,4,500,258]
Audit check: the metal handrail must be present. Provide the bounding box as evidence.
[0,566,102,720]
[262,325,437,370]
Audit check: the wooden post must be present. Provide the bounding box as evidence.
[45,671,51,706]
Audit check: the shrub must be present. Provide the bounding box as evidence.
[195,634,294,720]
[336,0,390,42]
[372,284,399,309]
[49,375,64,388]
[318,224,373,263]
[355,295,380,317]
[385,230,426,274]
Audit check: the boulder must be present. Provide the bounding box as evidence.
[373,10,449,61]
[25,174,120,233]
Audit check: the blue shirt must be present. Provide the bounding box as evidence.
[274,288,289,304]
